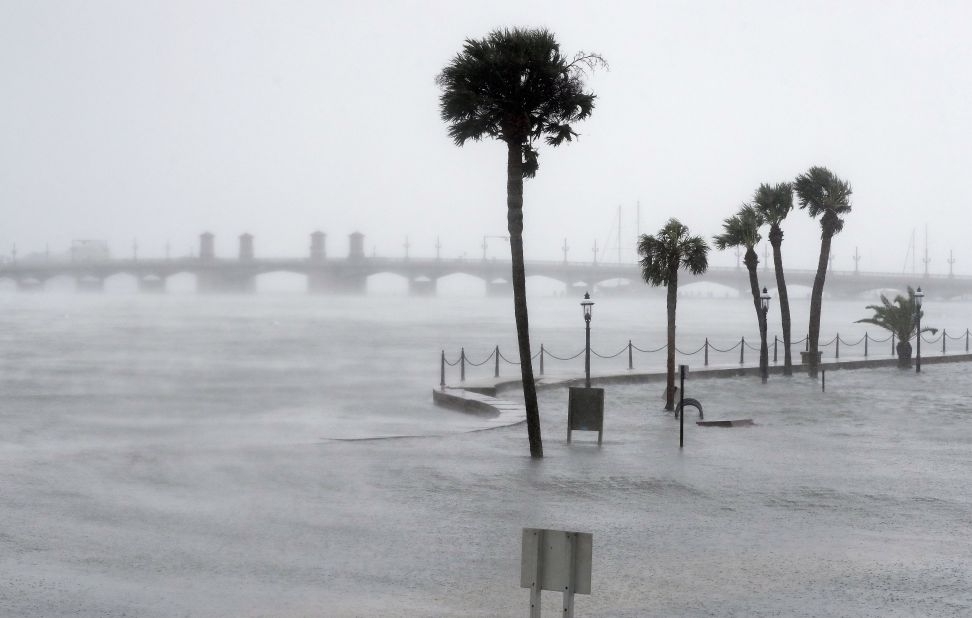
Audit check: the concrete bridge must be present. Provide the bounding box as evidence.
[2,231,970,298]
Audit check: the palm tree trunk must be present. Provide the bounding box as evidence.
[807,231,833,378]
[665,272,677,411]
[506,141,542,458]
[744,248,768,381]
[769,225,792,376]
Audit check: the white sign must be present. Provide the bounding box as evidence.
[520,528,593,617]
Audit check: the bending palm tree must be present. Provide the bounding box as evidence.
[794,166,853,378]
[438,28,604,458]
[638,219,709,410]
[753,182,795,376]
[713,205,769,383]
[856,287,936,368]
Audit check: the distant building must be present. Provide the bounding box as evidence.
[71,240,110,262]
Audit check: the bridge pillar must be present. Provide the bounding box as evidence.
[349,232,365,260]
[239,233,254,260]
[487,278,512,297]
[200,232,215,261]
[76,275,104,292]
[138,275,166,293]
[409,277,437,296]
[310,231,326,261]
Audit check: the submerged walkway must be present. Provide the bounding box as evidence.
[433,351,972,428]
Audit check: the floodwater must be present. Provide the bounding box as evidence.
[1,290,970,615]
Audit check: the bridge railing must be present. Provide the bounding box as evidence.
[439,328,972,387]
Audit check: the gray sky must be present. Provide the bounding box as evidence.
[3,0,970,273]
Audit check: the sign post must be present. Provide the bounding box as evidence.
[521,528,593,618]
[679,364,688,448]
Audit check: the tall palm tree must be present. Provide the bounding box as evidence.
[638,219,709,410]
[437,28,604,458]
[794,166,853,378]
[753,182,795,375]
[856,286,936,368]
[713,205,768,382]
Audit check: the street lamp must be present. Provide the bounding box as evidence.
[915,286,924,373]
[760,287,771,384]
[581,291,594,388]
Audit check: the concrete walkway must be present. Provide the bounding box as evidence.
[433,351,972,428]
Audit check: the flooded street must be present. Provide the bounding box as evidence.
[1,293,970,615]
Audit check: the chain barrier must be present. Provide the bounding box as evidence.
[674,344,707,355]
[544,348,586,361]
[442,327,970,383]
[592,345,629,359]
[708,341,741,353]
[464,349,496,367]
[631,343,667,353]
[496,348,543,365]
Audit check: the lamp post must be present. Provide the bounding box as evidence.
[915,286,924,373]
[760,287,771,384]
[581,292,594,388]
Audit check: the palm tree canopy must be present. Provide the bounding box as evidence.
[856,286,937,340]
[794,166,853,234]
[713,204,763,251]
[753,182,794,226]
[638,218,709,287]
[436,28,605,177]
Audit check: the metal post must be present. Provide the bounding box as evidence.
[440,351,446,390]
[540,343,544,375]
[704,338,709,366]
[836,334,840,359]
[822,369,826,392]
[584,319,591,388]
[967,329,969,353]
[628,340,633,370]
[806,336,809,352]
[773,335,778,364]
[864,332,869,357]
[942,328,946,354]
[529,529,544,618]
[740,337,744,365]
[679,365,686,448]
[494,345,500,378]
[460,347,466,382]
[916,314,922,373]
[563,532,578,618]
[891,332,895,356]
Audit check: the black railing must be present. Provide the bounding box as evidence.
[439,328,972,386]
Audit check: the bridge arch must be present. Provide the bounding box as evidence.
[254,270,306,293]
[681,281,740,299]
[437,272,487,296]
[44,274,77,292]
[366,271,409,295]
[103,272,139,294]
[525,274,567,296]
